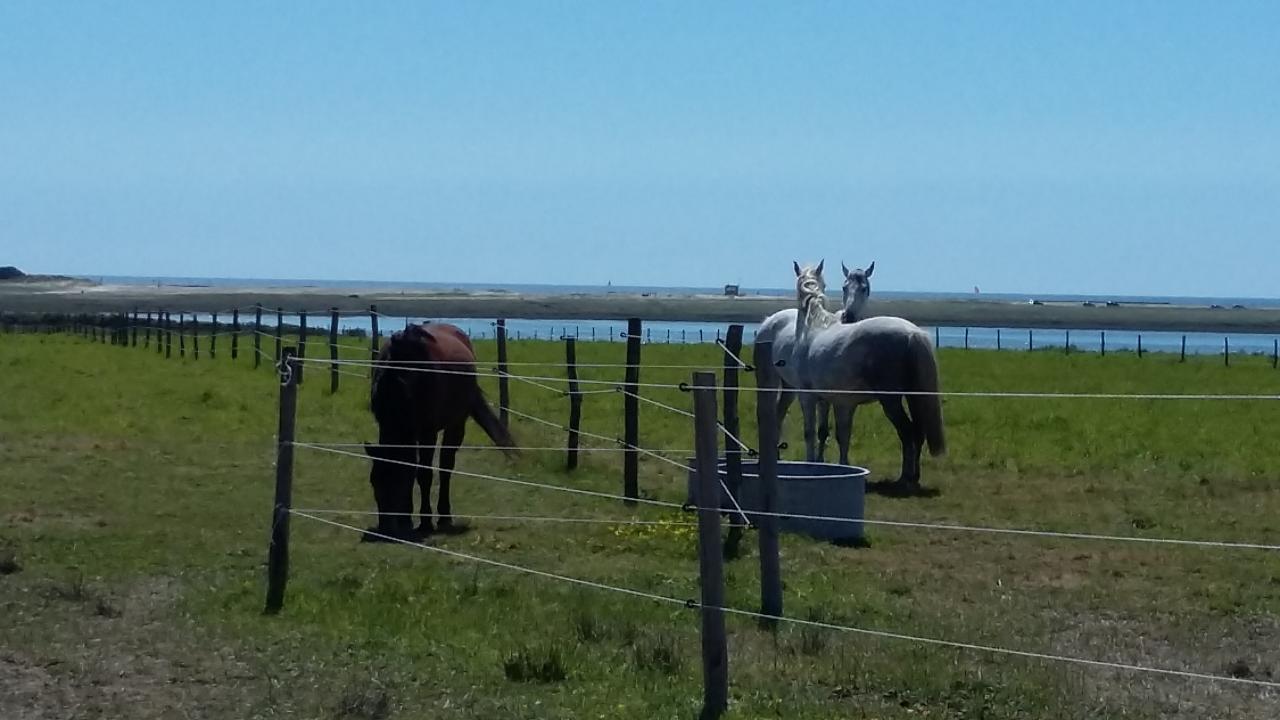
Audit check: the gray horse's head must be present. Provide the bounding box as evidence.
[840,260,874,322]
[793,259,826,303]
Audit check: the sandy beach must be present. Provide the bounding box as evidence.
[2,278,1279,333]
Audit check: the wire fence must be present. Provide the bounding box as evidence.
[28,310,1280,707]
[291,511,1280,691]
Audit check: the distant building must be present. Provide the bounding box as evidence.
[723,284,740,297]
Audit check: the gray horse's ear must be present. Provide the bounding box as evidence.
[866,261,875,277]
[841,261,851,278]
[815,259,824,275]
[793,260,802,276]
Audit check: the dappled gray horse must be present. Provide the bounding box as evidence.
[756,260,874,461]
[789,261,946,487]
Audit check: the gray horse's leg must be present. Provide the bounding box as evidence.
[816,398,831,463]
[878,395,921,485]
[834,404,856,466]
[776,387,797,447]
[799,393,821,462]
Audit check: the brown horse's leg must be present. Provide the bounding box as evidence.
[878,395,921,486]
[416,433,438,536]
[436,421,466,532]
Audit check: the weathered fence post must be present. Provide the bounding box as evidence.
[1028,329,1033,351]
[1273,339,1278,369]
[721,324,745,559]
[752,341,782,624]
[144,312,153,349]
[565,337,582,470]
[179,314,186,358]
[131,310,138,346]
[1065,330,1071,354]
[496,318,510,426]
[1181,335,1187,363]
[210,312,218,359]
[369,305,380,362]
[935,326,940,347]
[964,327,969,349]
[329,307,340,394]
[1100,331,1106,357]
[231,309,240,361]
[192,316,200,359]
[692,370,728,720]
[274,308,283,363]
[297,311,308,384]
[165,313,172,358]
[254,305,263,368]
[1224,337,1230,367]
[1137,334,1143,358]
[996,328,1002,350]
[623,318,642,505]
[264,347,299,615]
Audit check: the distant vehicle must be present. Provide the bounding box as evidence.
[723,284,740,297]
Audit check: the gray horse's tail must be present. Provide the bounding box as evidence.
[905,332,947,457]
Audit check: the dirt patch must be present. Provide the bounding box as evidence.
[0,575,267,719]
[1047,609,1280,717]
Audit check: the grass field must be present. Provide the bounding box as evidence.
[2,331,1279,719]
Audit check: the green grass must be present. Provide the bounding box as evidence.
[2,332,1279,719]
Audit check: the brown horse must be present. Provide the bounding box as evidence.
[363,322,516,542]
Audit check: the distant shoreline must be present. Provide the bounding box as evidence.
[2,279,1279,333]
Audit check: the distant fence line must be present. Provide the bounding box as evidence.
[3,306,1280,373]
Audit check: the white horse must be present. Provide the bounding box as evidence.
[789,260,946,488]
[756,261,874,461]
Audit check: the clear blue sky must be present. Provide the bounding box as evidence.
[2,2,1277,297]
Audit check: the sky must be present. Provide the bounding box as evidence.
[1,1,1277,297]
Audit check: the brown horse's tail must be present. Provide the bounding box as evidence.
[471,387,518,458]
[905,331,947,457]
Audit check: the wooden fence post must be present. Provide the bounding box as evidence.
[1224,337,1230,367]
[144,312,152,349]
[329,307,340,394]
[566,337,582,470]
[370,305,380,362]
[254,305,263,368]
[297,311,308,385]
[179,314,186,358]
[1101,331,1106,357]
[274,308,283,363]
[231,309,240,360]
[1181,335,1187,363]
[1028,329,1033,351]
[210,312,218,359]
[692,370,728,720]
[1065,330,1071,354]
[131,310,138,347]
[264,348,299,615]
[996,328,1001,350]
[1273,339,1278,369]
[623,318,642,505]
[1137,334,1143,358]
[721,324,745,559]
[752,341,782,623]
[496,319,510,426]
[165,313,172,358]
[964,327,969,350]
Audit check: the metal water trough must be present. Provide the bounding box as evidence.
[685,459,869,542]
